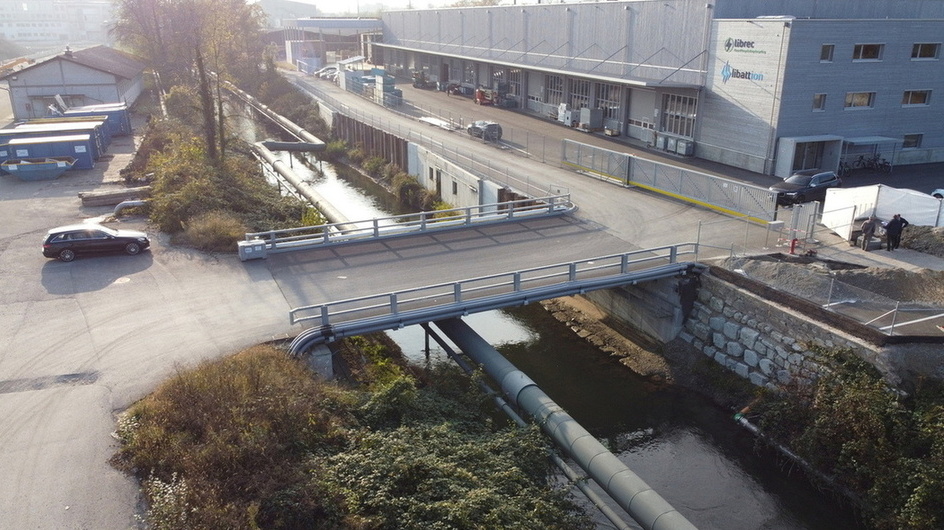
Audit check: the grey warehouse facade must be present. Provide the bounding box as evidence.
[374,0,944,177]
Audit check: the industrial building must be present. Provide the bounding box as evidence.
[364,0,944,177]
[0,46,145,121]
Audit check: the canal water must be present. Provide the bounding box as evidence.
[238,105,862,529]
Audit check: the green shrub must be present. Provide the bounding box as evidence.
[362,156,387,177]
[752,346,944,529]
[322,140,348,162]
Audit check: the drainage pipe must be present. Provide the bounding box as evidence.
[225,81,326,150]
[433,317,697,530]
[252,141,355,231]
[113,200,147,217]
[419,324,635,530]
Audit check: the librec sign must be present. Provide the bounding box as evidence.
[724,38,754,51]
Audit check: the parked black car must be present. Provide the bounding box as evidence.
[467,120,502,141]
[42,224,150,262]
[769,169,842,206]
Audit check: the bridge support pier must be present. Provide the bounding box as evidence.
[581,275,699,344]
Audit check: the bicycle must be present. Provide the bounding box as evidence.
[875,157,892,173]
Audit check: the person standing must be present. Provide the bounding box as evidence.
[859,216,878,251]
[884,214,909,251]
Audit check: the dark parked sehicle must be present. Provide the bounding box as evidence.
[467,120,503,141]
[42,223,150,262]
[769,169,842,206]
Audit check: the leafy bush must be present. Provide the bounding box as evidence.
[362,156,387,177]
[322,140,348,162]
[392,171,440,211]
[752,346,944,529]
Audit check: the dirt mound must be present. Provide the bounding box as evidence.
[832,267,944,305]
[902,225,944,258]
[717,256,944,306]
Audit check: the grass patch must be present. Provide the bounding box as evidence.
[174,210,247,252]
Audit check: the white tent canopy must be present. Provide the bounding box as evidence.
[822,185,944,240]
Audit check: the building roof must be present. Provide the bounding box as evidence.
[1,45,146,81]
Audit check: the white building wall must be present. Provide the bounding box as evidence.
[697,19,790,174]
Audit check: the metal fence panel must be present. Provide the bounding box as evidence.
[563,139,777,221]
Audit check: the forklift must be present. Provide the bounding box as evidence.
[473,87,499,105]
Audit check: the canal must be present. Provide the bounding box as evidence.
[238,104,861,529]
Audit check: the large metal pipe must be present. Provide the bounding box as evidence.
[433,317,698,530]
[420,323,635,530]
[252,142,356,231]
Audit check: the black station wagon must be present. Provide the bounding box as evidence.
[42,224,150,262]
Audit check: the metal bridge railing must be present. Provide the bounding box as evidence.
[245,194,575,253]
[289,243,699,327]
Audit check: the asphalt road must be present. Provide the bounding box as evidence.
[1,73,941,529]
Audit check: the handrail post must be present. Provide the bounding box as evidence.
[513,272,521,291]
[420,212,427,231]
[889,301,900,335]
[669,245,678,263]
[390,293,398,314]
[569,262,577,281]
[320,305,330,328]
[466,206,472,225]
[621,253,629,274]
[373,218,380,238]
[454,282,462,303]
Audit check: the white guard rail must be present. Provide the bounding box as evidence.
[244,194,575,253]
[289,243,699,328]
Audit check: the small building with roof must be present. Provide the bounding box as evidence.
[0,45,146,121]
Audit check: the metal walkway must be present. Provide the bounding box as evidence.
[288,243,706,354]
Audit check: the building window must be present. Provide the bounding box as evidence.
[902,90,931,106]
[820,44,834,62]
[545,75,563,106]
[911,43,940,60]
[506,68,521,97]
[852,43,884,61]
[660,93,697,138]
[451,180,458,195]
[844,92,875,109]
[902,134,922,149]
[812,93,826,111]
[570,79,591,109]
[595,83,621,120]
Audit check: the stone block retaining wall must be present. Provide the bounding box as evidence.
[677,272,887,388]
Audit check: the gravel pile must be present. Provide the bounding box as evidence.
[717,256,944,307]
